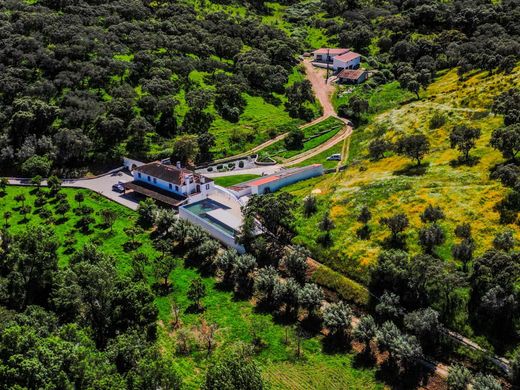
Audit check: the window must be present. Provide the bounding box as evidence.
[153,177,157,184]
[138,172,141,178]
[175,185,179,191]
[169,183,172,189]
[205,184,210,190]
[147,176,151,182]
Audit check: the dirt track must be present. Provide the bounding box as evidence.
[214,59,349,165]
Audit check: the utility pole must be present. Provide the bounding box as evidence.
[326,48,330,84]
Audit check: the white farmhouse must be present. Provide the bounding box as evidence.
[312,48,350,63]
[123,161,215,207]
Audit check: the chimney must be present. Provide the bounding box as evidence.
[185,173,191,194]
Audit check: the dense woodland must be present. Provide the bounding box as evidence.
[1,0,519,176]
[0,0,302,176]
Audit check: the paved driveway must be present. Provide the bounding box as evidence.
[9,170,140,210]
[63,171,139,210]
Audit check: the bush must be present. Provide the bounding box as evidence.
[284,128,305,150]
[21,155,53,177]
[311,265,369,306]
[429,112,447,129]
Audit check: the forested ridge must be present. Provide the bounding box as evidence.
[0,0,301,177]
[1,0,519,177]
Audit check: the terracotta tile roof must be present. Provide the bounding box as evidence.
[133,162,212,185]
[246,175,280,187]
[334,51,361,62]
[338,69,366,80]
[313,48,350,55]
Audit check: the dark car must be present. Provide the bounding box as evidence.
[112,182,125,193]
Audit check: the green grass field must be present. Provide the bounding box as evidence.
[261,117,344,161]
[1,185,382,389]
[212,174,261,187]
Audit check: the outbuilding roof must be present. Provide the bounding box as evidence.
[338,69,366,80]
[334,51,361,62]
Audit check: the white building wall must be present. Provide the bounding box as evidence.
[133,171,215,198]
[179,207,245,254]
[333,56,361,71]
[253,165,324,194]
[123,158,145,170]
[134,171,187,195]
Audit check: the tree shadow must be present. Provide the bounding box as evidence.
[55,217,68,225]
[152,282,172,296]
[375,360,429,390]
[271,309,298,326]
[63,247,76,255]
[321,334,352,354]
[185,303,204,314]
[393,163,429,177]
[123,241,142,252]
[253,300,275,315]
[300,315,322,335]
[352,347,376,369]
[381,236,407,251]
[450,156,480,167]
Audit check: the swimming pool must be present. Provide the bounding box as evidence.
[183,198,236,237]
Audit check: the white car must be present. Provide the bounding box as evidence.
[326,153,342,161]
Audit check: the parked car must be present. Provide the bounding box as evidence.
[112,181,125,193]
[326,153,342,161]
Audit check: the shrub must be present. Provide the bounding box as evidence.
[311,265,369,306]
[429,111,447,129]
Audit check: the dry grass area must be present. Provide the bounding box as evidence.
[286,67,520,285]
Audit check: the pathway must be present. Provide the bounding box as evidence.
[8,170,140,210]
[281,60,352,167]
[212,59,338,164]
[209,59,353,175]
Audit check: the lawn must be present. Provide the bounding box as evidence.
[212,174,261,187]
[1,185,383,390]
[282,67,520,299]
[208,66,322,159]
[290,81,415,170]
[261,116,344,161]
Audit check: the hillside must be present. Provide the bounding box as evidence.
[0,186,383,389]
[285,67,520,346]
[0,0,318,176]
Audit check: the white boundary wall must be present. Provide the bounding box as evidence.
[179,206,246,254]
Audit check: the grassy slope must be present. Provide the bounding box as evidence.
[208,66,322,158]
[1,186,382,390]
[261,116,344,160]
[289,82,415,170]
[284,67,520,294]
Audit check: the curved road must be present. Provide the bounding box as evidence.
[206,59,352,177]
